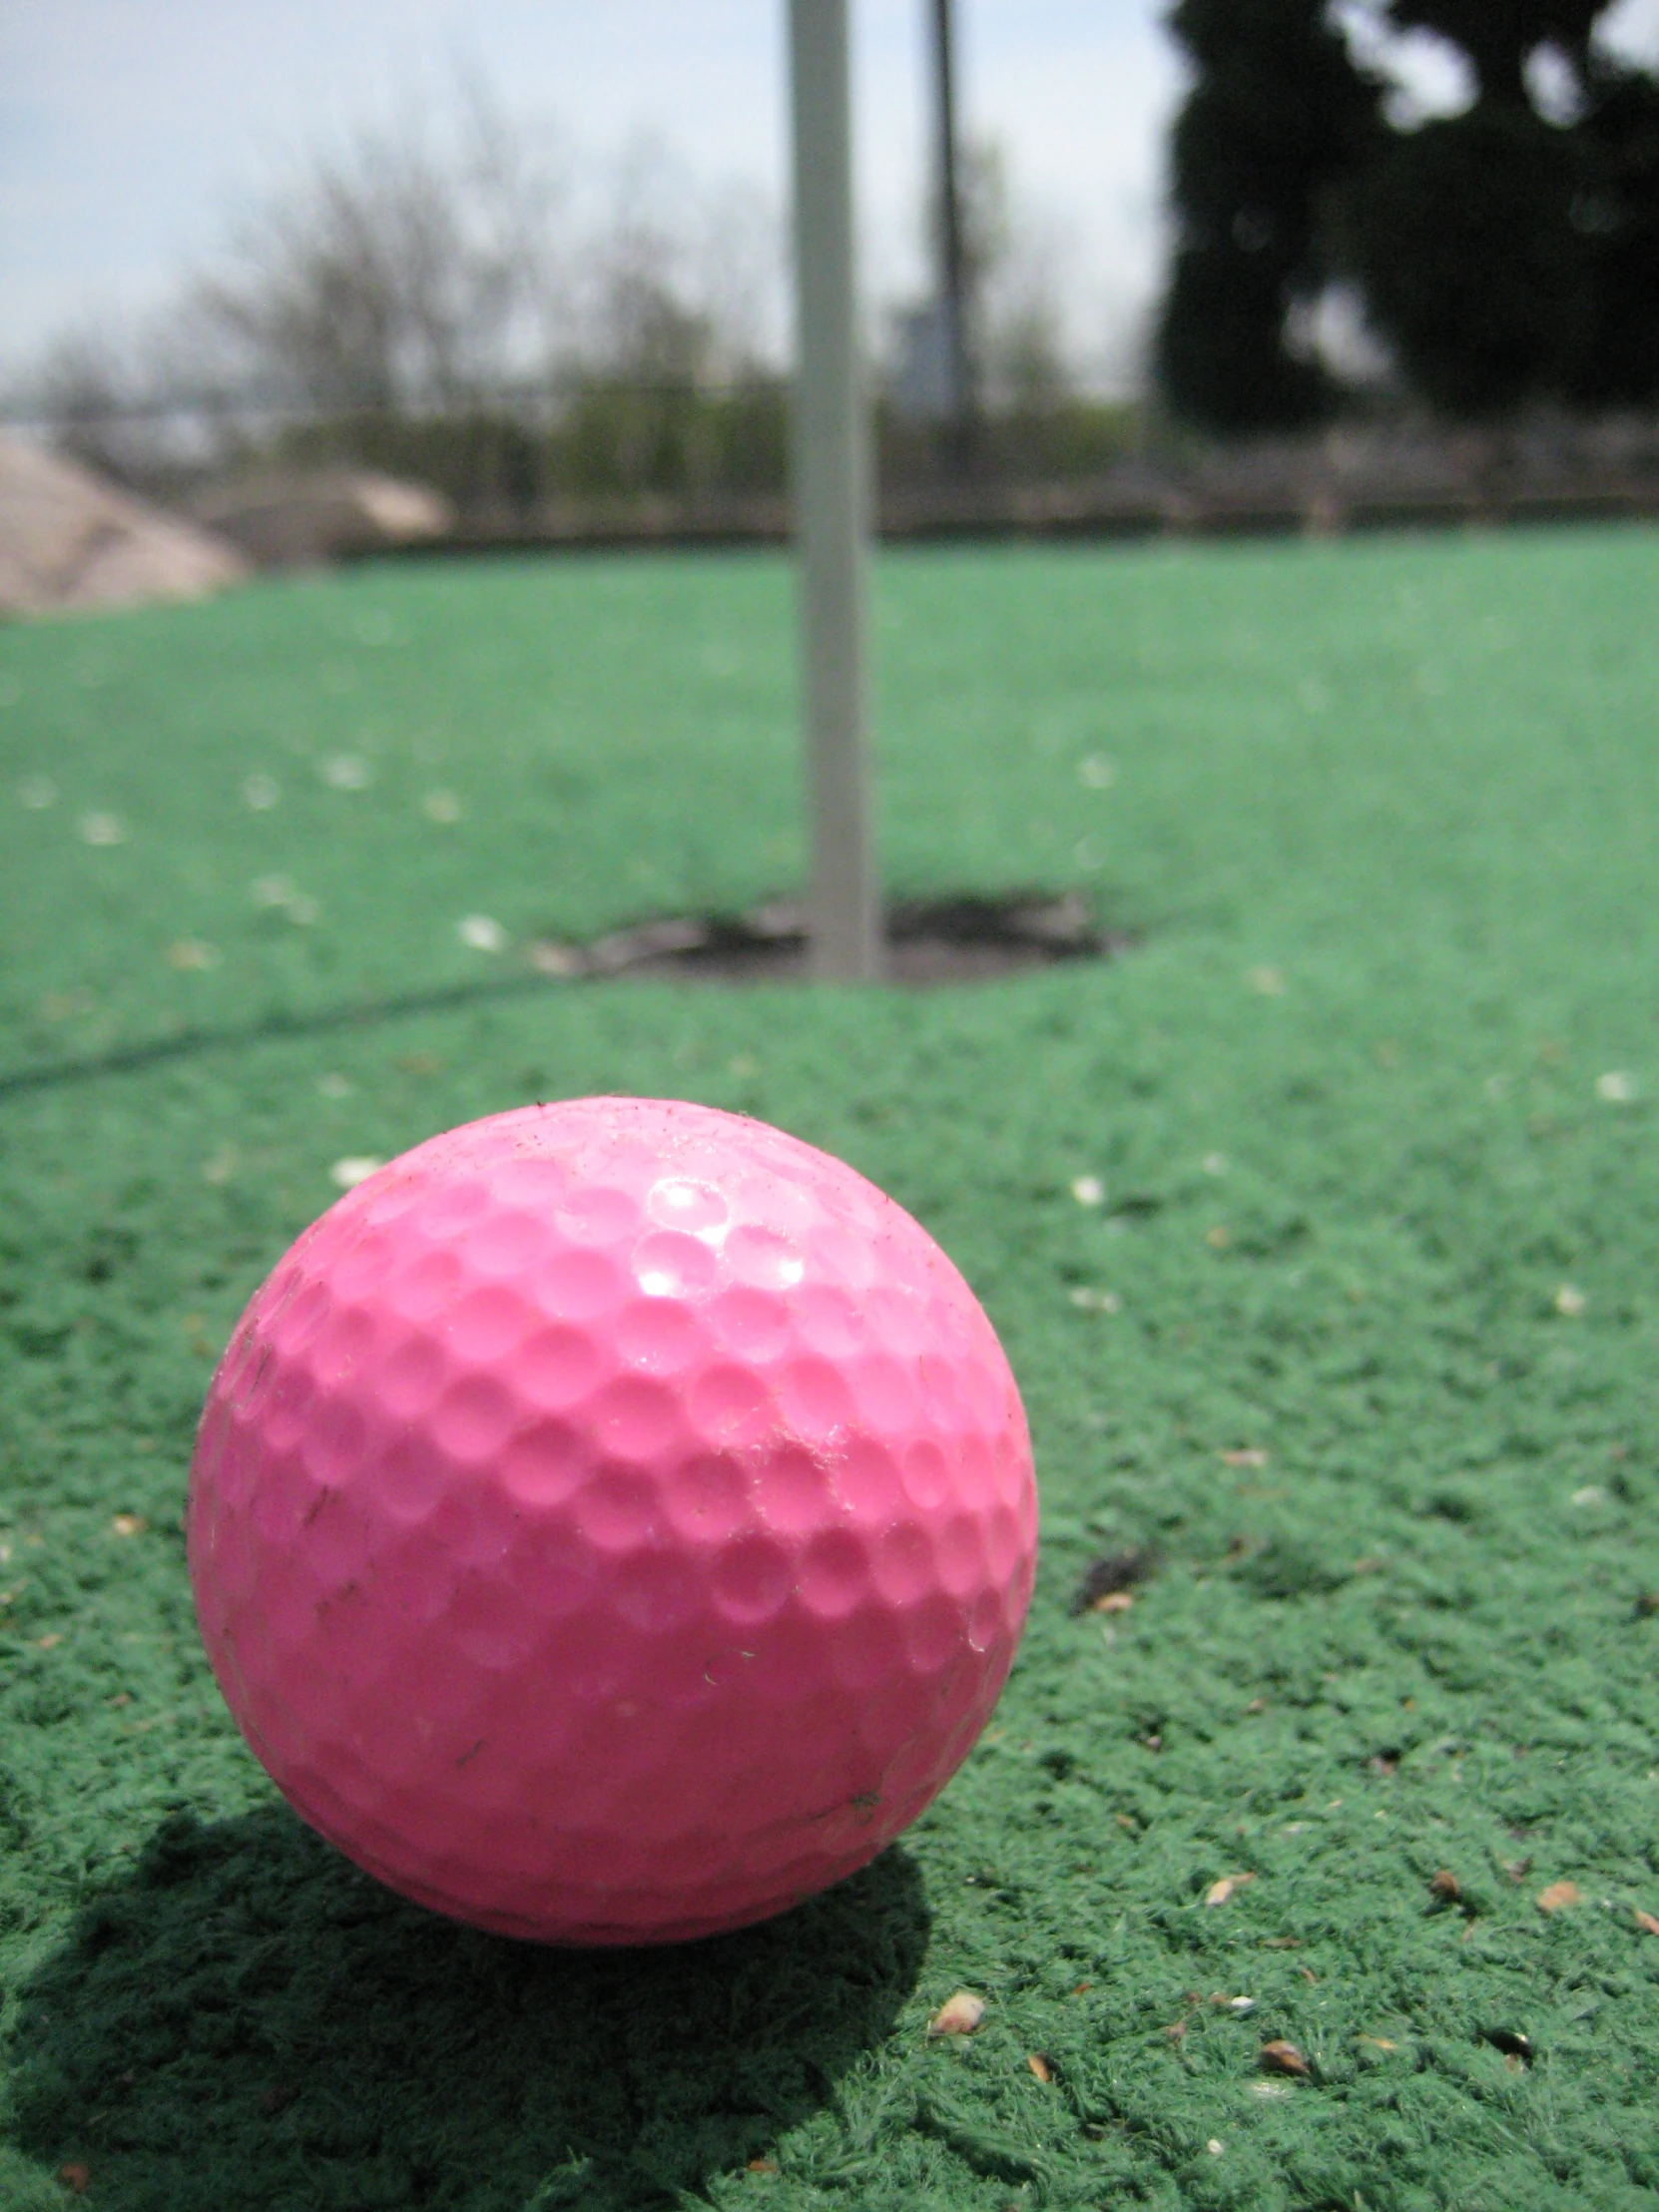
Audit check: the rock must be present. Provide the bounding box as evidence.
[190,468,455,570]
[0,433,250,619]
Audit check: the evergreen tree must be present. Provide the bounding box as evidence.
[1155,0,1379,431]
[1343,104,1592,415]
[1157,0,1659,427]
[1565,61,1659,406]
[1384,2,1601,107]
[1346,2,1659,414]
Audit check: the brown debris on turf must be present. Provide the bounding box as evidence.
[1260,2040,1310,2077]
[1221,1448,1269,1467]
[927,1990,986,2037]
[1482,2029,1533,2065]
[1027,2053,1055,2083]
[1427,1869,1462,1903]
[1069,1546,1158,1617]
[59,2167,91,2195]
[1537,1882,1582,1914]
[1205,1873,1256,1907]
[1634,1909,1659,1936]
[747,2159,779,2174]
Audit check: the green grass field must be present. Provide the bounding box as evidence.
[3,528,1658,2211]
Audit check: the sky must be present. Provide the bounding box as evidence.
[0,0,1174,390]
[3,0,1658,394]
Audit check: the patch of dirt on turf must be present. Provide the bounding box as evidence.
[528,891,1132,988]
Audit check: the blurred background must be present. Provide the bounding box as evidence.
[4,0,1659,585]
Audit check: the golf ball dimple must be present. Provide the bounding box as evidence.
[189,1097,1038,1944]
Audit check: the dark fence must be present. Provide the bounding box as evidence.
[7,378,1659,553]
[0,376,1139,518]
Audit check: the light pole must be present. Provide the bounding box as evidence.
[788,0,881,983]
[930,0,974,471]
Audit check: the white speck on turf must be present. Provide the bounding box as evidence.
[18,776,55,810]
[330,1156,382,1190]
[242,773,280,810]
[459,914,506,952]
[317,1073,353,1099]
[252,875,318,923]
[322,755,371,791]
[423,789,462,824]
[1202,1152,1228,1176]
[1571,1484,1607,1507]
[1071,1175,1106,1207]
[1078,754,1116,789]
[1596,1071,1636,1103]
[166,939,220,970]
[78,812,125,845]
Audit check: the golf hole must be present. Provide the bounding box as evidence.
[524,891,1133,987]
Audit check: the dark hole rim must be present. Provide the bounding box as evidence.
[527,889,1135,985]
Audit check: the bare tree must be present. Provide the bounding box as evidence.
[571,140,782,385]
[959,143,1074,409]
[15,67,791,515]
[187,77,572,412]
[29,326,144,483]
[177,92,782,415]
[890,139,1074,417]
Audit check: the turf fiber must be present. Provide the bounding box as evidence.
[2,530,1658,2210]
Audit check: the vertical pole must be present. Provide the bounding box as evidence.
[789,0,881,983]
[930,0,972,469]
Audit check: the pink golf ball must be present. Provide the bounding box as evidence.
[189,1097,1037,1944]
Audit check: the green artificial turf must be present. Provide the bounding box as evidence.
[2,529,1658,2211]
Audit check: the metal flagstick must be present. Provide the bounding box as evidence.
[788,0,881,982]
